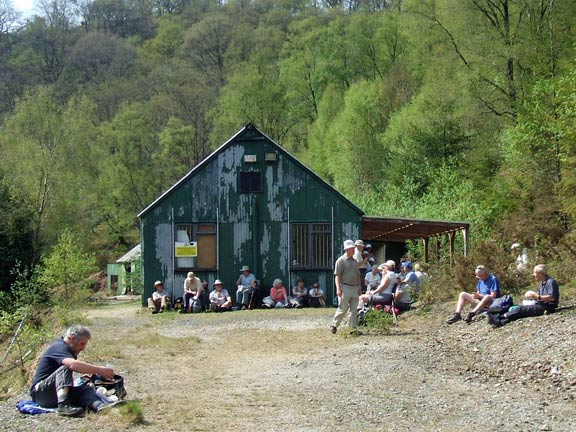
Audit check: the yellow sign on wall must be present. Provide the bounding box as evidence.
[175,242,197,257]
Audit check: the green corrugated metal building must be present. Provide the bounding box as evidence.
[137,124,364,305]
[106,244,142,295]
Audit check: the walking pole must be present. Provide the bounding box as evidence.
[391,298,398,327]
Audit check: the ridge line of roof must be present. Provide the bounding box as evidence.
[138,125,364,218]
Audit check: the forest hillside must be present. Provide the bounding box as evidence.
[1,0,575,294]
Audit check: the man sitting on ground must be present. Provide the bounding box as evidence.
[30,325,118,417]
[446,265,501,324]
[398,261,420,297]
[147,280,170,314]
[489,264,559,327]
[209,279,232,312]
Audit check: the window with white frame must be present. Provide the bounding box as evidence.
[291,223,331,269]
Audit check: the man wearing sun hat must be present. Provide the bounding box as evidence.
[209,279,232,312]
[236,265,257,309]
[147,280,170,314]
[330,239,362,335]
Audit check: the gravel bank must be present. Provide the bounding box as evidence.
[1,301,575,431]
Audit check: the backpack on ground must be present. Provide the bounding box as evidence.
[489,294,514,313]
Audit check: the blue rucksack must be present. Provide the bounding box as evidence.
[490,294,514,312]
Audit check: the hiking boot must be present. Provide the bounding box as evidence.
[57,402,84,417]
[330,325,337,334]
[464,312,476,323]
[96,400,126,413]
[487,313,502,328]
[446,312,461,324]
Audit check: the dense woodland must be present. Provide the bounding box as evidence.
[1,0,576,294]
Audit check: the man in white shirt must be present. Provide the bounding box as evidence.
[147,280,170,314]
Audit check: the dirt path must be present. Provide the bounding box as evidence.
[2,301,576,431]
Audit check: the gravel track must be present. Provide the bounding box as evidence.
[1,301,575,431]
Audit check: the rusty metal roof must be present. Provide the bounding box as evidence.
[362,216,469,242]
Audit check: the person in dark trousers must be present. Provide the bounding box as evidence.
[30,325,118,417]
[489,264,559,327]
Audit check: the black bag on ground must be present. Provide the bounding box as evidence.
[90,374,127,400]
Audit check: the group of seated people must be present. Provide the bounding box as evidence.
[260,278,326,309]
[147,265,327,314]
[445,263,560,327]
[357,259,427,314]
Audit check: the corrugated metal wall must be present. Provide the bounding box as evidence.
[140,127,362,305]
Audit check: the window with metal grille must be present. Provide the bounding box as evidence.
[175,223,217,270]
[291,223,332,269]
[238,171,263,193]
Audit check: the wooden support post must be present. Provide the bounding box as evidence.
[423,237,429,263]
[462,227,470,257]
[448,231,455,265]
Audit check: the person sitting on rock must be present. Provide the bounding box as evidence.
[358,260,397,310]
[446,265,501,324]
[489,264,559,327]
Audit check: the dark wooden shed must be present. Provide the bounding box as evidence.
[138,125,364,305]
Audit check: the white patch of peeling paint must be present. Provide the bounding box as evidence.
[155,222,174,291]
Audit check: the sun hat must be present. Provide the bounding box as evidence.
[343,239,355,250]
[240,265,250,272]
[355,240,365,247]
[154,280,163,286]
[213,279,223,285]
[385,260,396,268]
[365,243,372,248]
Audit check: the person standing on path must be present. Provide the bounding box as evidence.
[331,239,362,335]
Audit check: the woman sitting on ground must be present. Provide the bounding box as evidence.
[290,278,308,308]
[262,279,288,308]
[308,282,326,307]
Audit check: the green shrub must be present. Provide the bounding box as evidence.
[118,400,144,425]
[362,309,393,333]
